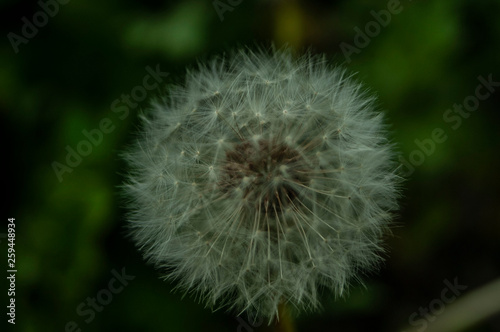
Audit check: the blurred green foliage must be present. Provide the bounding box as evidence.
[2,0,499,331]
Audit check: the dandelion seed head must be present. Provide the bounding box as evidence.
[123,47,401,321]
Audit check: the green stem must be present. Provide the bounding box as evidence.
[274,302,296,332]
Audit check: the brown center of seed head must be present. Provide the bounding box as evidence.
[221,139,309,215]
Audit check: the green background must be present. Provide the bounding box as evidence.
[2,0,499,331]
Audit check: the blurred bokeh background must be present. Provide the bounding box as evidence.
[2,0,500,331]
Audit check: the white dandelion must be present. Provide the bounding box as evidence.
[122,47,401,321]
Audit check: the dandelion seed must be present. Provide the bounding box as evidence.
[122,47,401,321]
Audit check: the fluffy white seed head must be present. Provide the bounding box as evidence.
[123,47,401,321]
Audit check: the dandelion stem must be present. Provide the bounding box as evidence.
[275,302,296,332]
